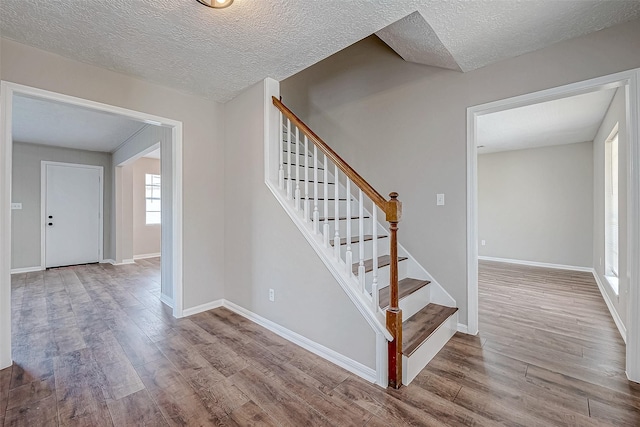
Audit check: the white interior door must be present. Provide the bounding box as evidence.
[44,163,102,268]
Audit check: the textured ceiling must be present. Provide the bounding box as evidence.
[13,95,147,152]
[477,88,617,154]
[1,1,639,102]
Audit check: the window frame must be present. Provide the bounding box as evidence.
[145,173,161,225]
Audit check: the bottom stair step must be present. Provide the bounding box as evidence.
[402,304,458,357]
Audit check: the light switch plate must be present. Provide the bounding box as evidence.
[436,194,445,206]
[11,203,22,210]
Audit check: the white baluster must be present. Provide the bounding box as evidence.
[278,111,284,189]
[372,206,379,312]
[303,135,309,221]
[345,179,352,272]
[313,145,319,233]
[323,155,330,247]
[358,189,365,291]
[295,127,301,210]
[333,165,341,258]
[286,119,292,200]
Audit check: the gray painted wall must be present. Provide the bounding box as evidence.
[133,157,161,257]
[281,19,640,326]
[478,142,594,268]
[593,87,628,329]
[224,80,377,368]
[11,142,112,269]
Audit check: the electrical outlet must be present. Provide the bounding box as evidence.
[269,288,275,302]
[436,193,445,206]
[481,240,486,246]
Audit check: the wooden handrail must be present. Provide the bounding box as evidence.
[273,96,401,222]
[273,96,403,388]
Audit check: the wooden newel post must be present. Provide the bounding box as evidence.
[386,192,402,389]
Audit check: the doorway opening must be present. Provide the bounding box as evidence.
[467,69,640,382]
[0,81,184,369]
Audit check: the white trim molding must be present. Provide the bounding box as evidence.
[223,300,378,385]
[160,293,175,309]
[10,266,43,275]
[178,297,379,385]
[457,323,470,334]
[181,299,224,317]
[478,256,593,273]
[467,68,640,383]
[133,253,161,260]
[592,272,627,343]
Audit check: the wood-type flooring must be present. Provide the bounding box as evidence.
[1,258,638,426]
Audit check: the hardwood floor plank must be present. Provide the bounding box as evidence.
[106,389,168,427]
[230,365,333,427]
[3,393,59,427]
[228,401,279,427]
[5,259,638,425]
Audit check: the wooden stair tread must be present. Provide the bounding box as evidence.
[378,278,430,309]
[402,304,458,357]
[284,177,334,184]
[283,162,324,170]
[352,255,408,275]
[330,235,387,247]
[319,216,370,222]
[301,197,350,201]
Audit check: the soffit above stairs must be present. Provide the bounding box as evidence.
[1,1,639,103]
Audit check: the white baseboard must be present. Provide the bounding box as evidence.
[134,253,161,260]
[10,266,43,274]
[100,259,115,265]
[182,299,224,317]
[457,323,471,335]
[592,272,627,343]
[478,256,593,272]
[223,300,378,384]
[160,293,175,309]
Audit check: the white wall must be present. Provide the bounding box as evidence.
[281,19,640,326]
[594,87,628,329]
[133,157,161,257]
[478,142,594,268]
[1,38,225,309]
[11,142,112,269]
[224,80,377,368]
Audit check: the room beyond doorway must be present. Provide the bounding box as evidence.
[466,68,640,382]
[0,81,184,370]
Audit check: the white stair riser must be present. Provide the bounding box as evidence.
[338,239,390,263]
[360,260,408,293]
[323,218,375,239]
[399,284,431,320]
[402,311,457,385]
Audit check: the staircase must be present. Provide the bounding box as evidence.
[267,96,458,387]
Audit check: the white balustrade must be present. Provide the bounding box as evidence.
[295,127,301,211]
[372,206,379,311]
[279,113,284,189]
[286,119,292,200]
[323,155,330,247]
[358,189,365,291]
[345,179,353,273]
[304,135,309,221]
[333,165,340,258]
[313,144,319,233]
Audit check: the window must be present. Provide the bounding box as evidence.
[145,174,161,225]
[604,129,619,294]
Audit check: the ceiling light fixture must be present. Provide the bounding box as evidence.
[196,0,233,8]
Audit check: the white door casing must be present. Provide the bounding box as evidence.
[42,162,103,268]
